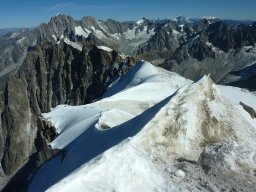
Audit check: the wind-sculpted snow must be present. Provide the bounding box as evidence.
[29,61,256,192]
[102,60,189,99]
[28,61,190,192]
[29,93,178,192]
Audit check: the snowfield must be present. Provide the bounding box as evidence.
[75,26,89,38]
[72,20,156,55]
[28,61,256,192]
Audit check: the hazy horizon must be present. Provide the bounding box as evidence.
[0,0,256,28]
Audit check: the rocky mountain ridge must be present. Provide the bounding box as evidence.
[0,40,126,191]
[1,14,256,85]
[0,14,256,191]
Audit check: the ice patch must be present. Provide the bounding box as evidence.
[64,38,82,51]
[124,26,154,41]
[179,24,184,32]
[57,34,64,44]
[91,26,107,39]
[206,41,224,53]
[75,26,89,38]
[17,37,26,44]
[172,29,180,35]
[136,19,145,25]
[52,35,57,41]
[110,33,121,39]
[83,28,91,34]
[9,32,19,39]
[98,22,109,33]
[97,46,113,52]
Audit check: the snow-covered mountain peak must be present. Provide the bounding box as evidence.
[175,15,192,25]
[102,60,190,99]
[135,74,255,160]
[55,13,65,17]
[29,61,256,192]
[202,16,218,20]
[136,18,146,25]
[49,13,74,25]
[202,16,220,24]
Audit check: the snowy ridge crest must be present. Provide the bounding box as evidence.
[29,61,256,192]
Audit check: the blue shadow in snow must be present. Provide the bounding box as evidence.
[28,91,178,192]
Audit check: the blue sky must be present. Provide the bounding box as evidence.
[0,0,255,28]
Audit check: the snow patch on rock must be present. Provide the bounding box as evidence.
[75,26,89,38]
[64,38,82,51]
[97,46,113,52]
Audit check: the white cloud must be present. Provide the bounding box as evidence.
[47,2,96,11]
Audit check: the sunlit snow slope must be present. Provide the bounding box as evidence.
[29,61,256,192]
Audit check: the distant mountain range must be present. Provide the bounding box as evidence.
[0,16,254,36]
[0,28,19,36]
[0,15,255,83]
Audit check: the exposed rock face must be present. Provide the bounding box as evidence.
[1,76,33,175]
[175,15,193,25]
[0,14,154,75]
[0,28,36,76]
[160,21,256,82]
[37,14,77,43]
[206,21,256,52]
[240,102,256,118]
[0,41,125,191]
[1,14,255,87]
[103,19,134,34]
[194,18,210,33]
[137,21,181,62]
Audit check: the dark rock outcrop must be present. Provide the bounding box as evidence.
[160,20,256,82]
[240,102,256,118]
[206,21,256,52]
[1,14,256,85]
[0,41,125,191]
[137,21,181,62]
[37,14,77,43]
